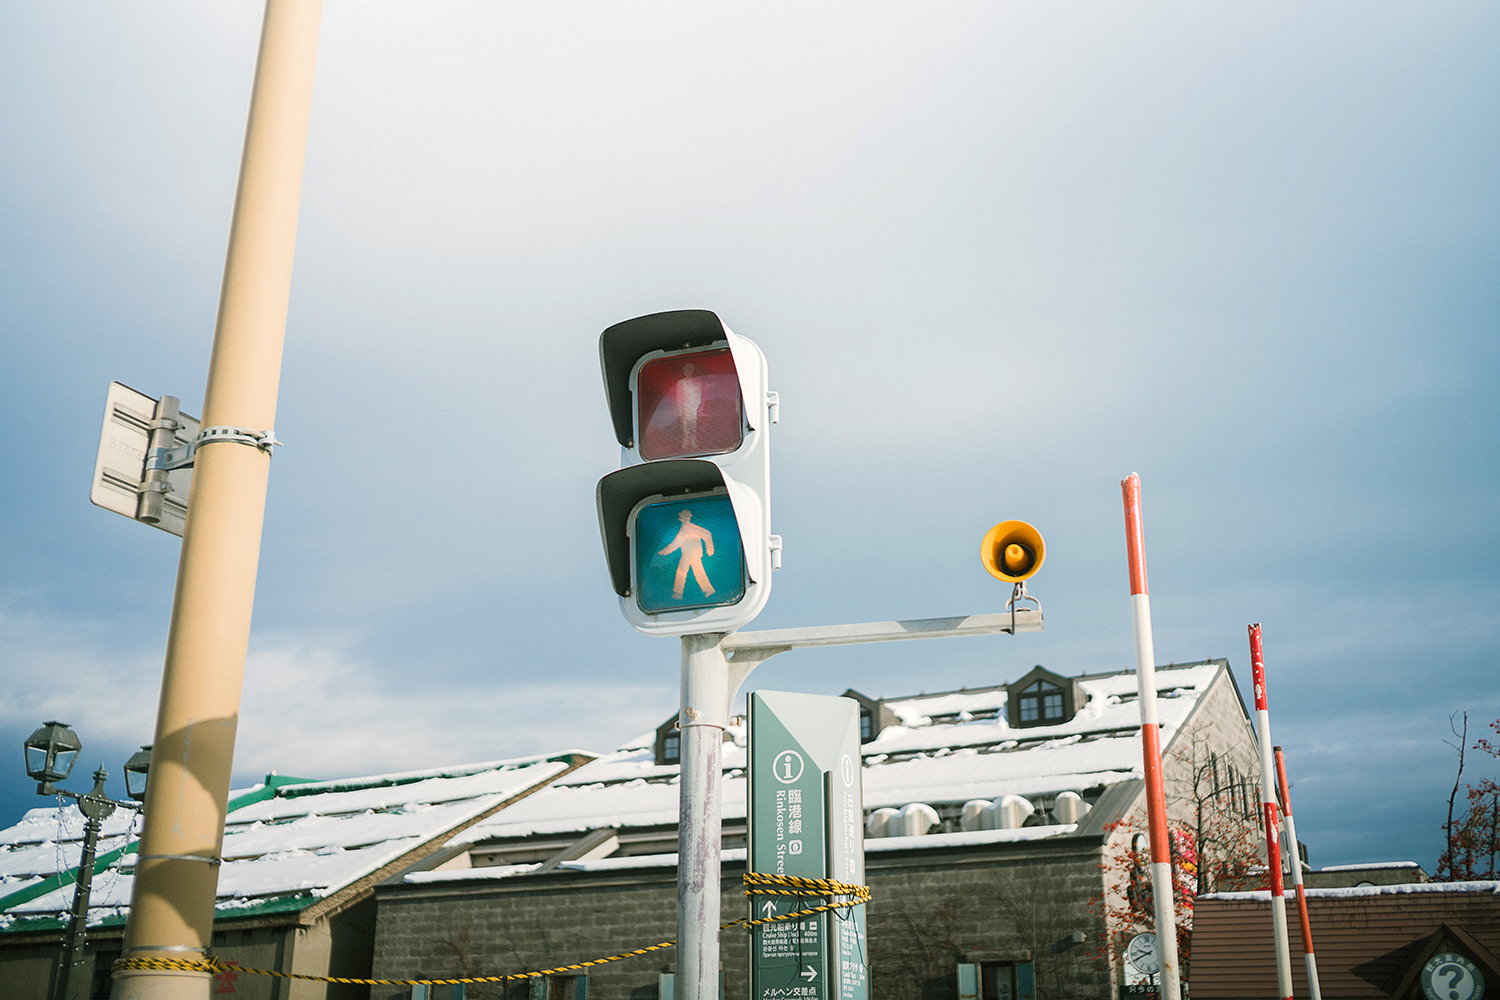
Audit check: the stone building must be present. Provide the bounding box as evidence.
[367,658,1262,1000]
[0,657,1264,1000]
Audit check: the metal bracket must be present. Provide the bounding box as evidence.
[145,443,195,473]
[140,425,283,483]
[196,425,283,453]
[1004,582,1042,634]
[134,853,222,867]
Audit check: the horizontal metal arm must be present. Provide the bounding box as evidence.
[722,609,1041,658]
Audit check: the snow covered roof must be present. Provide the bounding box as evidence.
[465,660,1228,846]
[0,660,1233,924]
[0,753,583,933]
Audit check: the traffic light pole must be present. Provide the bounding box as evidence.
[673,609,1042,999]
[111,3,321,998]
[678,634,731,1000]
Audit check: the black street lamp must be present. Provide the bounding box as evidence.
[23,723,147,1000]
[122,746,152,804]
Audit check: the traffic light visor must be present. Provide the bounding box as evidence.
[981,520,1045,582]
[637,348,744,461]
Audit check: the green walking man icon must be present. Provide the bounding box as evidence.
[659,508,716,600]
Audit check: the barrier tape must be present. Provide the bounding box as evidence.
[111,872,869,986]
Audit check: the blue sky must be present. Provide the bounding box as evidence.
[1,1,1496,872]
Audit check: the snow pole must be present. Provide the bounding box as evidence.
[1120,474,1182,1000]
[1248,624,1294,1000]
[1276,746,1322,1000]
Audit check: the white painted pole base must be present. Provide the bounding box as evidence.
[1271,896,1294,1000]
[678,634,729,1000]
[1305,952,1323,1000]
[1150,860,1183,1000]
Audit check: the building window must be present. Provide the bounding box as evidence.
[663,733,680,763]
[958,961,1032,1000]
[982,961,1017,1000]
[1016,680,1065,727]
[860,707,873,742]
[547,975,588,1000]
[91,951,121,1000]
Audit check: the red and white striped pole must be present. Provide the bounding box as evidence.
[1275,746,1322,1000]
[1249,624,1294,1000]
[1121,474,1182,1000]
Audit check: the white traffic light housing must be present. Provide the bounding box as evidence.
[597,310,777,636]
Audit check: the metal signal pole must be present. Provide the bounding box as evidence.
[1120,474,1182,1000]
[111,2,321,997]
[677,633,731,1000]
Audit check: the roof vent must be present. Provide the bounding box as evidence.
[866,807,900,839]
[993,794,1034,830]
[1054,791,1091,825]
[961,799,993,832]
[894,802,941,837]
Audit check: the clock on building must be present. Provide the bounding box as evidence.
[1127,933,1161,976]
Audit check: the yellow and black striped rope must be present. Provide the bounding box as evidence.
[112,872,869,986]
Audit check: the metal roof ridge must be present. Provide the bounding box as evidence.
[878,658,1226,707]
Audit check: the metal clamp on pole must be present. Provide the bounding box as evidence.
[141,426,282,480]
[196,426,283,453]
[134,854,222,867]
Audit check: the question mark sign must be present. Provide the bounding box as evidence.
[1437,963,1468,1000]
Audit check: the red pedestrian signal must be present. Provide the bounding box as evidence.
[636,348,744,461]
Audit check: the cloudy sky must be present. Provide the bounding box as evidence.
[1,2,1496,872]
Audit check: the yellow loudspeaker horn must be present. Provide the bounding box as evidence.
[980,520,1046,583]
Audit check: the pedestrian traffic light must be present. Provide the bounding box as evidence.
[596,310,778,636]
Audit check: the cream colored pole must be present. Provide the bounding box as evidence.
[112,3,321,997]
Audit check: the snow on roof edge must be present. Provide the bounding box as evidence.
[1201,881,1500,902]
[277,750,595,797]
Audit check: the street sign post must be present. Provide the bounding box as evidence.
[90,382,200,537]
[749,691,866,1000]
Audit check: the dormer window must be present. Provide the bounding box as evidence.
[1016,679,1065,727]
[663,732,680,764]
[844,689,893,744]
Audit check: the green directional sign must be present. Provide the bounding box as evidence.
[749,691,868,1000]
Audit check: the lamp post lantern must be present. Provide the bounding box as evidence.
[23,724,146,1000]
[122,747,152,804]
[23,721,83,794]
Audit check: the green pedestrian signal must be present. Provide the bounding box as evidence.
[634,493,745,613]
